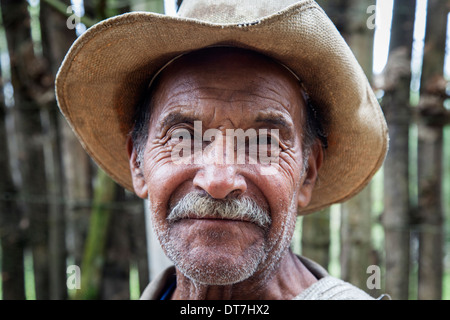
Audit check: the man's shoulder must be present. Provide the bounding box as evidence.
[139,256,378,300]
[140,266,176,300]
[293,276,376,300]
[295,255,376,300]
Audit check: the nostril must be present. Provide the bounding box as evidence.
[226,189,243,199]
[192,166,247,200]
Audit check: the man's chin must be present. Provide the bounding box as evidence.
[165,241,267,286]
[159,219,269,285]
[176,253,262,286]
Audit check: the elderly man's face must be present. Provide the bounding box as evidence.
[128,48,322,286]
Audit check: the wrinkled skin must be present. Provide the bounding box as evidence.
[127,48,323,299]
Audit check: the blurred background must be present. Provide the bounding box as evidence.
[0,0,449,300]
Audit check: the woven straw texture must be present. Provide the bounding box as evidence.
[55,0,389,215]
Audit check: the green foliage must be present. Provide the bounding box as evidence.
[75,169,117,300]
[42,0,97,27]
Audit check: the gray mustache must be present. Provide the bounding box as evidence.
[167,193,272,229]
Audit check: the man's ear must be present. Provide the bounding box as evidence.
[297,142,324,209]
[126,136,148,199]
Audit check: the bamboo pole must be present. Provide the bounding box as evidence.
[76,169,117,299]
[381,0,416,300]
[417,0,447,300]
[0,44,26,300]
[1,0,50,300]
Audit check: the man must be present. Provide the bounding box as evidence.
[56,0,389,300]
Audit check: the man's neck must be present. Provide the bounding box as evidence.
[170,250,318,300]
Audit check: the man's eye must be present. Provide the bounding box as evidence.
[168,126,194,143]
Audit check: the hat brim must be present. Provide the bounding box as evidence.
[55,2,388,215]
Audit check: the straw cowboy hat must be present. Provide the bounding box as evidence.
[55,0,389,215]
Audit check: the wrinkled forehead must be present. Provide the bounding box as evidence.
[148,47,307,119]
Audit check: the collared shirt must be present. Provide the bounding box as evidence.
[139,256,377,300]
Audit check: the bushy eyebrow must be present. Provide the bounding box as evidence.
[160,111,198,129]
[160,110,294,135]
[254,113,293,131]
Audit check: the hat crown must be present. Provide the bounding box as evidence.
[177,0,300,23]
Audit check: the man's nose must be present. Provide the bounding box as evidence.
[192,131,248,199]
[193,165,247,199]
